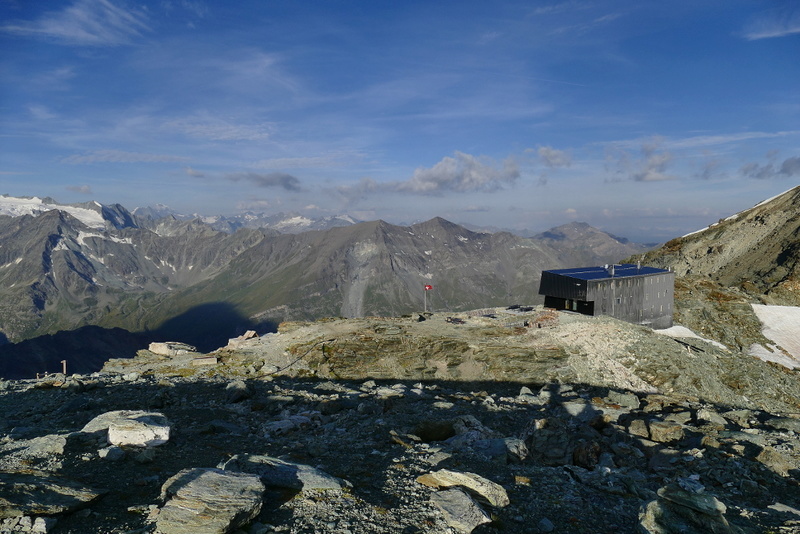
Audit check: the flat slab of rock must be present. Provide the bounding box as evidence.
[0,471,105,518]
[81,410,170,447]
[417,469,509,508]
[430,488,491,533]
[219,454,346,491]
[157,468,264,534]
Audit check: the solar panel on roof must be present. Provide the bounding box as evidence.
[543,264,669,281]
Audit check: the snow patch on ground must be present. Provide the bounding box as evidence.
[749,304,800,370]
[654,325,728,350]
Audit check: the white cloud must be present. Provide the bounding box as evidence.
[399,152,520,194]
[694,157,723,181]
[252,154,349,169]
[665,130,800,150]
[215,51,301,95]
[1,0,150,46]
[549,12,622,36]
[531,2,592,17]
[477,31,502,45]
[62,149,186,164]
[537,146,572,168]
[743,7,800,40]
[605,139,674,182]
[178,1,209,19]
[164,117,272,141]
[633,143,673,182]
[334,152,521,204]
[28,105,58,121]
[32,66,77,89]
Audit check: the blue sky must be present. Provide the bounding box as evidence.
[1,0,799,242]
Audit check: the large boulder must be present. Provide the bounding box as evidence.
[157,468,264,534]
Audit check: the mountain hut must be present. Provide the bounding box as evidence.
[538,263,674,329]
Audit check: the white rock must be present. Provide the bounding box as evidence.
[109,418,170,448]
[148,342,196,356]
[32,516,57,533]
[82,410,170,447]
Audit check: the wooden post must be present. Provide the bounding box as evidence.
[61,360,67,375]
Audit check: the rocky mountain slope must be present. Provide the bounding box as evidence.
[0,209,268,344]
[631,185,800,306]
[533,221,652,267]
[1,308,799,534]
[624,185,800,358]
[145,218,562,329]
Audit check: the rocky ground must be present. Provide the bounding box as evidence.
[2,308,800,533]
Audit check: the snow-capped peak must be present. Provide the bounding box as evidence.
[0,195,105,229]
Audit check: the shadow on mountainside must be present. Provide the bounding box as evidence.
[0,326,149,380]
[151,302,278,353]
[2,376,798,533]
[0,303,278,380]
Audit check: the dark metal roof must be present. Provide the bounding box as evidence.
[542,264,670,281]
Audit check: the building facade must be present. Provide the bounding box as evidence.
[538,264,675,329]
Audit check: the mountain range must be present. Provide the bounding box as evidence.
[3,188,800,534]
[0,195,649,378]
[132,204,359,235]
